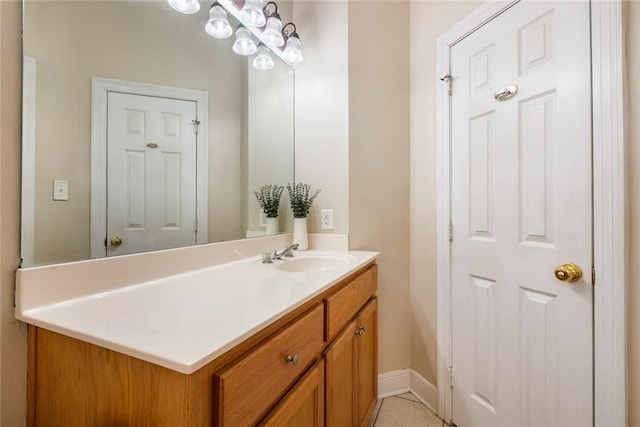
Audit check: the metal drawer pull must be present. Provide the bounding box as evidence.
[285,354,299,366]
[355,326,366,336]
[146,142,159,149]
[494,85,518,101]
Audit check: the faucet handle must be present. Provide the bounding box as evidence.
[261,251,274,264]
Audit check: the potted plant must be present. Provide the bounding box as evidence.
[254,184,284,235]
[286,183,321,250]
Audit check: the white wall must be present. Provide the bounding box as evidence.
[293,0,350,233]
[0,1,28,424]
[349,0,411,375]
[409,0,484,384]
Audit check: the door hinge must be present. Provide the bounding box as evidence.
[448,366,454,388]
[449,221,454,242]
[592,267,596,286]
[441,73,452,96]
[192,119,201,135]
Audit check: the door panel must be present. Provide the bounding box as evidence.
[450,2,592,426]
[107,93,198,256]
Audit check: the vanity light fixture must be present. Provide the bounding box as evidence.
[282,23,303,64]
[205,2,233,39]
[167,0,200,14]
[233,25,258,56]
[253,43,275,70]
[261,2,284,48]
[239,0,266,27]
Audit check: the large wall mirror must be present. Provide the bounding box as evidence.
[22,0,295,267]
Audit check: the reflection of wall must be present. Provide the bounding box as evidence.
[24,1,243,265]
[246,60,294,235]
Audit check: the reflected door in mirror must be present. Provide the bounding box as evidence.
[106,92,198,256]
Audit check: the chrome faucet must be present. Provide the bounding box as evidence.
[273,243,299,260]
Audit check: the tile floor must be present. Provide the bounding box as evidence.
[370,393,445,427]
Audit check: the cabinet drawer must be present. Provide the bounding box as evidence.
[213,304,324,426]
[324,264,377,342]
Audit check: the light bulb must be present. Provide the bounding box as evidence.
[239,0,266,27]
[261,15,284,47]
[233,26,257,56]
[168,0,200,14]
[282,35,303,64]
[205,5,232,39]
[253,44,274,70]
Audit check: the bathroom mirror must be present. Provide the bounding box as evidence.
[21,0,295,267]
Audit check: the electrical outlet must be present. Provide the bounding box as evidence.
[321,209,334,230]
[259,211,267,228]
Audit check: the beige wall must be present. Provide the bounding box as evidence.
[627,1,640,424]
[24,1,245,264]
[348,1,412,374]
[246,62,295,234]
[293,0,350,233]
[0,1,28,424]
[409,0,481,384]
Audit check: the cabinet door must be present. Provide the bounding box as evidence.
[259,360,325,427]
[355,297,378,427]
[324,319,356,426]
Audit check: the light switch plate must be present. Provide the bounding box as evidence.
[321,209,334,230]
[53,180,69,201]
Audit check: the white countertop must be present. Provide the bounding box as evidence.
[16,249,378,374]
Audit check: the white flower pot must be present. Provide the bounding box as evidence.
[293,217,308,250]
[266,217,279,235]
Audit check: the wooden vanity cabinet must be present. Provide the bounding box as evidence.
[213,304,324,426]
[26,263,378,427]
[259,360,325,426]
[324,298,378,427]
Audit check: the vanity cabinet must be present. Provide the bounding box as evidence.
[259,360,325,426]
[26,263,377,427]
[213,304,324,426]
[324,298,378,427]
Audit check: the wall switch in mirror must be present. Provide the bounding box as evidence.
[259,211,267,228]
[321,209,334,230]
[53,180,69,201]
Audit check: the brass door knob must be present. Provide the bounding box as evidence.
[554,263,582,282]
[110,236,123,247]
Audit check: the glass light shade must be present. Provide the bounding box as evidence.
[205,5,233,39]
[253,44,275,70]
[282,35,303,64]
[167,0,200,14]
[239,0,266,27]
[233,26,257,56]
[261,16,284,47]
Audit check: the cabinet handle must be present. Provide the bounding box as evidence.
[355,326,366,336]
[285,354,299,366]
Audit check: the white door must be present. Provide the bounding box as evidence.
[107,92,198,256]
[450,2,592,426]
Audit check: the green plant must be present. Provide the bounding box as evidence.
[254,184,284,218]
[286,183,321,218]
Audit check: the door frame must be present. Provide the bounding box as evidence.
[435,1,627,425]
[90,77,209,258]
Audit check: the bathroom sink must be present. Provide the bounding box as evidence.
[275,254,353,273]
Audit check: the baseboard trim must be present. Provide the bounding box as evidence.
[378,369,411,398]
[378,369,438,414]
